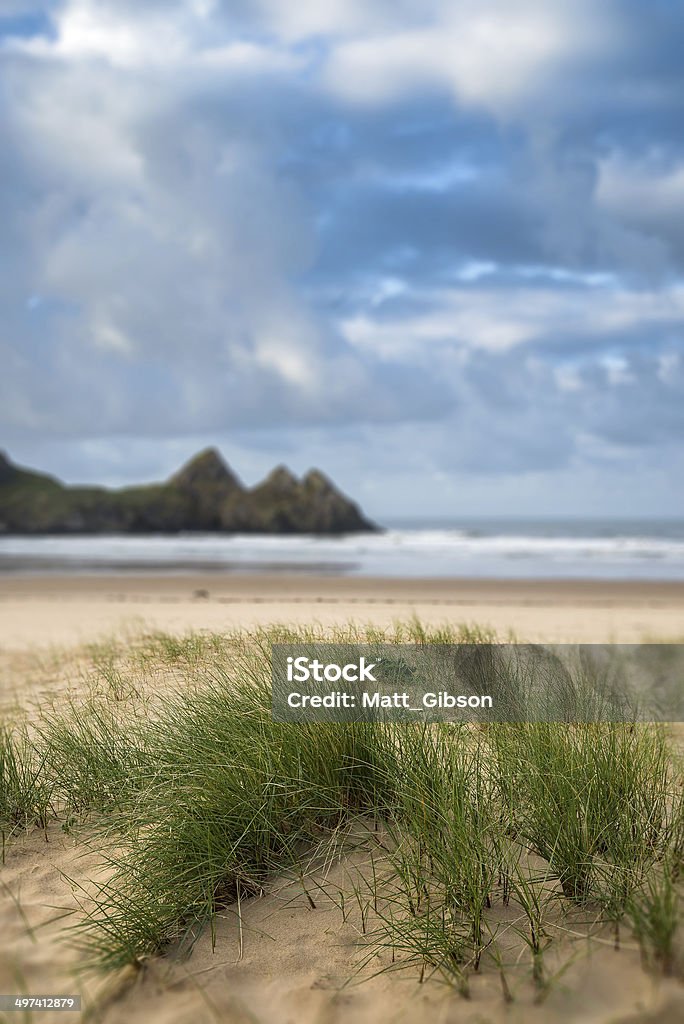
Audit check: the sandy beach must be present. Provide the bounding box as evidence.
[1,573,683,650]
[1,575,684,1024]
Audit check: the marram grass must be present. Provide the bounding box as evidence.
[1,624,682,992]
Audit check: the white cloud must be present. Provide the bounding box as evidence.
[8,1,185,67]
[341,281,684,358]
[324,0,611,114]
[4,0,616,118]
[9,67,145,187]
[1,5,362,429]
[4,0,303,75]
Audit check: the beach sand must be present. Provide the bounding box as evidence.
[5,824,683,1024]
[1,574,684,1023]
[1,573,684,651]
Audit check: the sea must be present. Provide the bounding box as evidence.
[1,518,683,580]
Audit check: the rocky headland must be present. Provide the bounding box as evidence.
[0,449,377,535]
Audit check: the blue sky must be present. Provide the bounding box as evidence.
[1,0,683,517]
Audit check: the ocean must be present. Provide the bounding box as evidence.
[1,518,683,580]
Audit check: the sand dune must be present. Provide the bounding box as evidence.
[1,575,683,1023]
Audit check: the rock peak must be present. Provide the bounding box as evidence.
[171,448,242,491]
[261,465,300,491]
[302,468,335,492]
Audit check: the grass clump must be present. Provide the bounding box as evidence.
[492,722,673,904]
[71,639,398,969]
[0,723,51,853]
[626,863,680,975]
[37,698,150,818]
[357,718,680,994]
[358,726,501,991]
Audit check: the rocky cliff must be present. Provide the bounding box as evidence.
[0,449,378,535]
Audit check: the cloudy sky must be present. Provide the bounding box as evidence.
[1,0,683,518]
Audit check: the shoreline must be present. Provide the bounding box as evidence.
[1,573,683,648]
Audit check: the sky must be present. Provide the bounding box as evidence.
[1,0,683,519]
